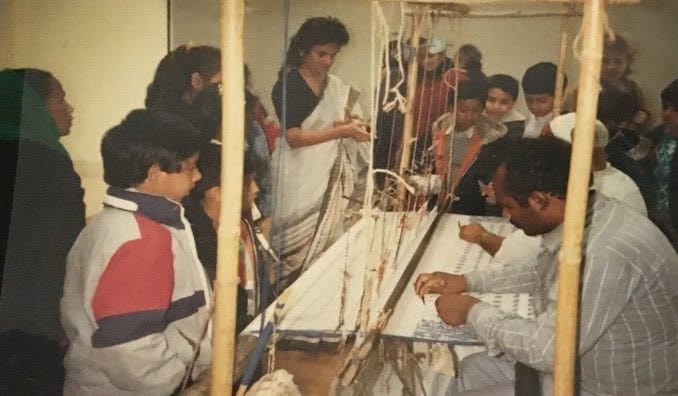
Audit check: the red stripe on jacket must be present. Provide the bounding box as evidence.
[91,213,174,320]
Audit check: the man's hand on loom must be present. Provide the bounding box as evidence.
[459,222,489,244]
[435,293,480,326]
[413,272,467,297]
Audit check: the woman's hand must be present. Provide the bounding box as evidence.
[335,120,370,142]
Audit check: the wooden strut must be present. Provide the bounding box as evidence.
[396,6,424,208]
[552,3,574,116]
[404,9,583,18]
[211,0,245,395]
[396,0,637,4]
[553,0,605,395]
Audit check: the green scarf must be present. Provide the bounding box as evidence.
[0,68,69,157]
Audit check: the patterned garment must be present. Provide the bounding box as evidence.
[654,133,678,213]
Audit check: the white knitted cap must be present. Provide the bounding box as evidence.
[549,112,609,148]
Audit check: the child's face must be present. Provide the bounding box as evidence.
[157,154,202,202]
[601,50,628,83]
[485,88,515,121]
[525,93,554,118]
[242,174,260,210]
[455,99,483,132]
[421,52,444,71]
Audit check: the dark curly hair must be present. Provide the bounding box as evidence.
[502,136,571,207]
[521,61,567,96]
[487,74,520,102]
[101,109,202,188]
[282,17,349,73]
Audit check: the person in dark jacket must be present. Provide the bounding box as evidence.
[0,68,85,393]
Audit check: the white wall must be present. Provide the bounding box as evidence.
[171,0,677,125]
[1,0,168,217]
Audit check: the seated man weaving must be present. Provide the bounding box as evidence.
[415,136,677,395]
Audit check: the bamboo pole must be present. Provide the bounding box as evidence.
[552,5,573,116]
[553,0,605,394]
[211,1,245,394]
[396,7,423,206]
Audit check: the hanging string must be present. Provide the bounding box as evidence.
[442,12,461,209]
[266,0,291,372]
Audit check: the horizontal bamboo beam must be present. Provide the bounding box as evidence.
[405,9,582,17]
[389,0,639,4]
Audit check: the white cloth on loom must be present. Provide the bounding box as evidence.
[270,73,369,277]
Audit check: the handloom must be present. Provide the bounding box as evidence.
[207,0,640,394]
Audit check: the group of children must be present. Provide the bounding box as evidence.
[381,34,677,248]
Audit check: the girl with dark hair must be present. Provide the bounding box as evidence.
[270,16,370,283]
[145,44,221,120]
[0,68,85,393]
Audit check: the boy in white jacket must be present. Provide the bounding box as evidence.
[61,110,212,395]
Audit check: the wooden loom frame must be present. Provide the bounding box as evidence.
[208,0,638,395]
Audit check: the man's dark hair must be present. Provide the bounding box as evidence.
[502,136,571,206]
[597,84,640,125]
[283,17,349,71]
[101,109,202,188]
[661,78,678,111]
[521,62,567,96]
[487,74,520,101]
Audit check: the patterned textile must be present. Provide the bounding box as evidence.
[654,133,678,213]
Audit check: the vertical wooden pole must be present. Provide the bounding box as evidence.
[396,7,422,206]
[552,5,572,117]
[553,0,604,395]
[211,1,245,394]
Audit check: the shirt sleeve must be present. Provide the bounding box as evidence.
[464,262,539,294]
[467,246,640,372]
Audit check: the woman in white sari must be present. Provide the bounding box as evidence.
[270,17,370,285]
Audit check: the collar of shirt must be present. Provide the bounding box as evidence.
[456,124,475,139]
[540,191,601,254]
[540,223,563,254]
[104,187,185,229]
